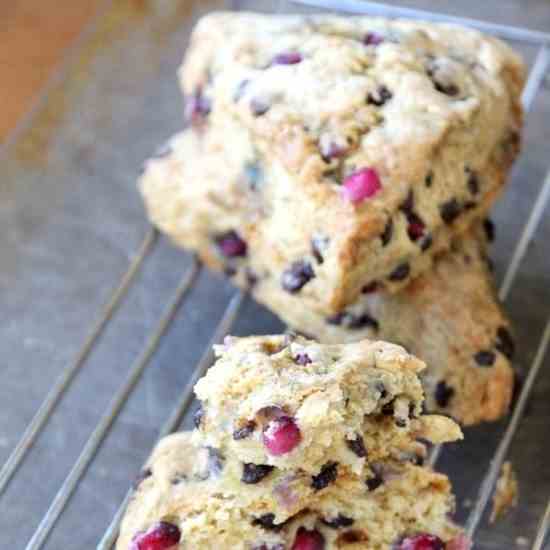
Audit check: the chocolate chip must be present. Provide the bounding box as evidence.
[496,326,515,359]
[433,80,459,96]
[252,513,285,532]
[346,435,367,458]
[250,98,270,116]
[361,281,378,294]
[311,461,338,491]
[425,172,433,187]
[395,417,407,428]
[381,401,394,416]
[233,421,257,440]
[399,191,414,214]
[133,467,152,489]
[281,261,315,293]
[294,352,312,365]
[464,201,477,210]
[434,381,455,408]
[321,515,355,529]
[367,85,393,106]
[467,170,479,195]
[325,312,378,331]
[483,218,496,242]
[311,235,329,264]
[439,199,462,224]
[388,263,410,281]
[242,463,274,484]
[366,472,383,492]
[381,219,393,246]
[193,405,204,429]
[474,350,496,367]
[420,234,433,251]
[348,313,379,331]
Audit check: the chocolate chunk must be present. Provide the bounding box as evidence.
[311,235,329,264]
[425,172,434,187]
[439,199,462,224]
[388,263,410,281]
[366,472,383,492]
[346,435,367,458]
[467,170,480,195]
[381,218,393,246]
[281,261,315,293]
[367,85,393,106]
[242,463,274,484]
[434,381,455,408]
[321,514,355,529]
[474,350,497,367]
[311,461,338,491]
[252,513,285,532]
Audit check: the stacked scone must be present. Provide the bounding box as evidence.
[140,12,524,426]
[119,335,471,549]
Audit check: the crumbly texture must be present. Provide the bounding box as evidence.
[490,461,518,523]
[140,124,515,424]
[253,229,515,426]
[194,334,461,482]
[153,11,525,314]
[117,432,465,550]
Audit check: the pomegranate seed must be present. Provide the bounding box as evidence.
[216,231,247,257]
[363,32,384,46]
[292,527,325,550]
[272,52,302,65]
[407,220,425,241]
[262,416,301,455]
[131,521,181,550]
[398,534,444,550]
[341,168,382,204]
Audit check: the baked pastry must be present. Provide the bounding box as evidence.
[139,124,515,424]
[164,11,524,314]
[118,335,469,548]
[118,432,470,550]
[252,229,515,426]
[193,334,460,480]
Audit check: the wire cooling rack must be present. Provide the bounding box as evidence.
[0,1,548,549]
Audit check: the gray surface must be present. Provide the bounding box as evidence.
[0,0,548,548]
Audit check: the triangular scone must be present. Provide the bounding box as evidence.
[174,11,522,312]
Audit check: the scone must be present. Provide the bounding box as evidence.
[162,11,525,314]
[118,432,470,550]
[251,228,515,426]
[139,124,515,424]
[193,334,461,480]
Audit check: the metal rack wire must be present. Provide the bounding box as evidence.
[1,2,549,549]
